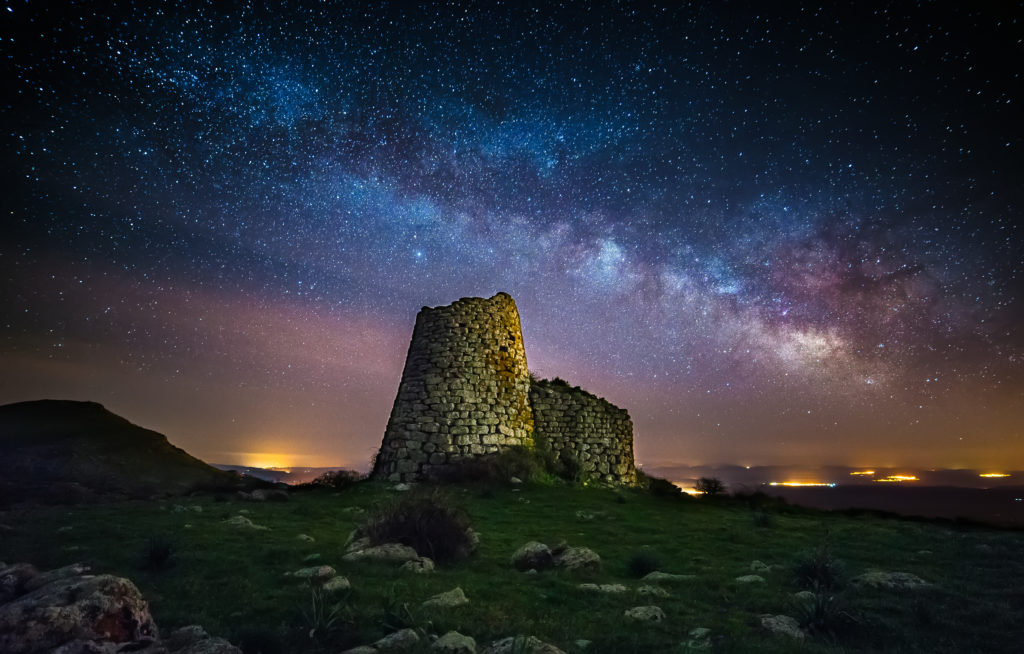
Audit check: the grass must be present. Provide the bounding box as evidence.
[2,481,1022,653]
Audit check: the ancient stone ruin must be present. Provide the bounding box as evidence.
[372,293,637,484]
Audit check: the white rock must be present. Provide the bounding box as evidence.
[636,585,669,598]
[322,576,351,593]
[374,627,419,651]
[422,587,469,608]
[687,627,711,649]
[553,546,600,572]
[735,574,764,583]
[343,543,419,563]
[578,583,627,593]
[288,565,335,581]
[749,560,770,573]
[224,515,269,530]
[431,630,476,653]
[392,483,412,491]
[760,614,805,639]
[401,557,436,574]
[509,477,523,485]
[297,534,315,543]
[480,636,566,654]
[641,571,695,583]
[511,541,553,571]
[624,605,666,622]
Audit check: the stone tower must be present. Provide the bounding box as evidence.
[373,293,534,482]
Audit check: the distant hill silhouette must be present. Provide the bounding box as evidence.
[0,400,243,504]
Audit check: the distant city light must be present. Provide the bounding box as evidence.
[979,473,1010,478]
[849,470,875,476]
[768,481,837,487]
[874,475,919,482]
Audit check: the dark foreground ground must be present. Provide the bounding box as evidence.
[2,481,1023,653]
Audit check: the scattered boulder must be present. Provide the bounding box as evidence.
[624,605,666,623]
[749,560,771,573]
[636,585,669,598]
[553,546,600,573]
[343,543,420,564]
[511,541,554,571]
[166,624,241,653]
[288,565,336,581]
[852,571,930,590]
[224,515,269,530]
[322,576,351,593]
[641,571,695,584]
[575,510,595,521]
[302,553,323,563]
[374,627,420,651]
[23,563,90,593]
[480,636,566,654]
[760,614,805,639]
[422,586,469,608]
[578,583,627,593]
[392,483,412,491]
[793,590,816,602]
[734,575,764,583]
[347,536,373,554]
[686,627,711,650]
[297,534,315,543]
[0,572,158,653]
[509,477,523,485]
[432,630,477,653]
[0,563,38,603]
[342,506,366,514]
[341,647,380,654]
[401,557,436,574]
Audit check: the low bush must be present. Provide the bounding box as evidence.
[751,508,775,528]
[794,543,844,591]
[435,445,561,485]
[643,473,683,499]
[359,488,474,564]
[296,469,363,491]
[795,591,859,641]
[695,476,726,496]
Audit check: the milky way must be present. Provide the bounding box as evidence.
[2,2,1022,469]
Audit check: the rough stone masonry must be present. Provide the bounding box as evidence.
[372,293,637,484]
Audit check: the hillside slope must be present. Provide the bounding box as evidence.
[0,399,239,503]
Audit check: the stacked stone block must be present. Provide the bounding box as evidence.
[529,380,638,485]
[373,293,534,482]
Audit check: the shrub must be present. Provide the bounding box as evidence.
[359,489,474,564]
[795,591,858,641]
[301,587,344,640]
[305,469,363,491]
[794,544,844,591]
[556,450,582,483]
[646,475,682,499]
[752,508,775,528]
[626,550,662,578]
[436,445,560,485]
[141,537,173,570]
[695,477,726,496]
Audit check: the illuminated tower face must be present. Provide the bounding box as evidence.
[373,293,534,482]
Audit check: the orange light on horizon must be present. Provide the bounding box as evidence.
[980,473,1010,478]
[850,470,875,476]
[874,475,918,482]
[768,481,837,487]
[671,482,704,496]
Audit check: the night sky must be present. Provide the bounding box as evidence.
[3,2,1022,471]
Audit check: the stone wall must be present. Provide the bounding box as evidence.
[529,380,637,485]
[373,293,534,482]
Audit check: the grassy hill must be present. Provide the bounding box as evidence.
[0,400,240,503]
[1,479,1021,653]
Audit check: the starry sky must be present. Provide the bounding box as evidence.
[3,2,1022,470]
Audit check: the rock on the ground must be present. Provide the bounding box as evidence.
[392,483,412,491]
[636,585,669,598]
[0,563,38,603]
[224,515,269,530]
[553,546,600,573]
[0,573,158,654]
[735,574,764,583]
[297,533,315,543]
[749,560,771,573]
[578,583,627,593]
[343,543,420,563]
[341,647,380,654]
[302,553,323,563]
[347,536,373,553]
[852,571,930,590]
[288,565,336,581]
[422,586,469,608]
[641,571,695,583]
[23,563,91,593]
[322,576,351,593]
[511,541,554,571]
[760,614,805,639]
[509,477,522,485]
[432,630,477,653]
[166,624,242,653]
[401,557,436,574]
[686,627,711,650]
[480,636,566,654]
[793,590,816,602]
[373,627,420,651]
[624,605,666,623]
